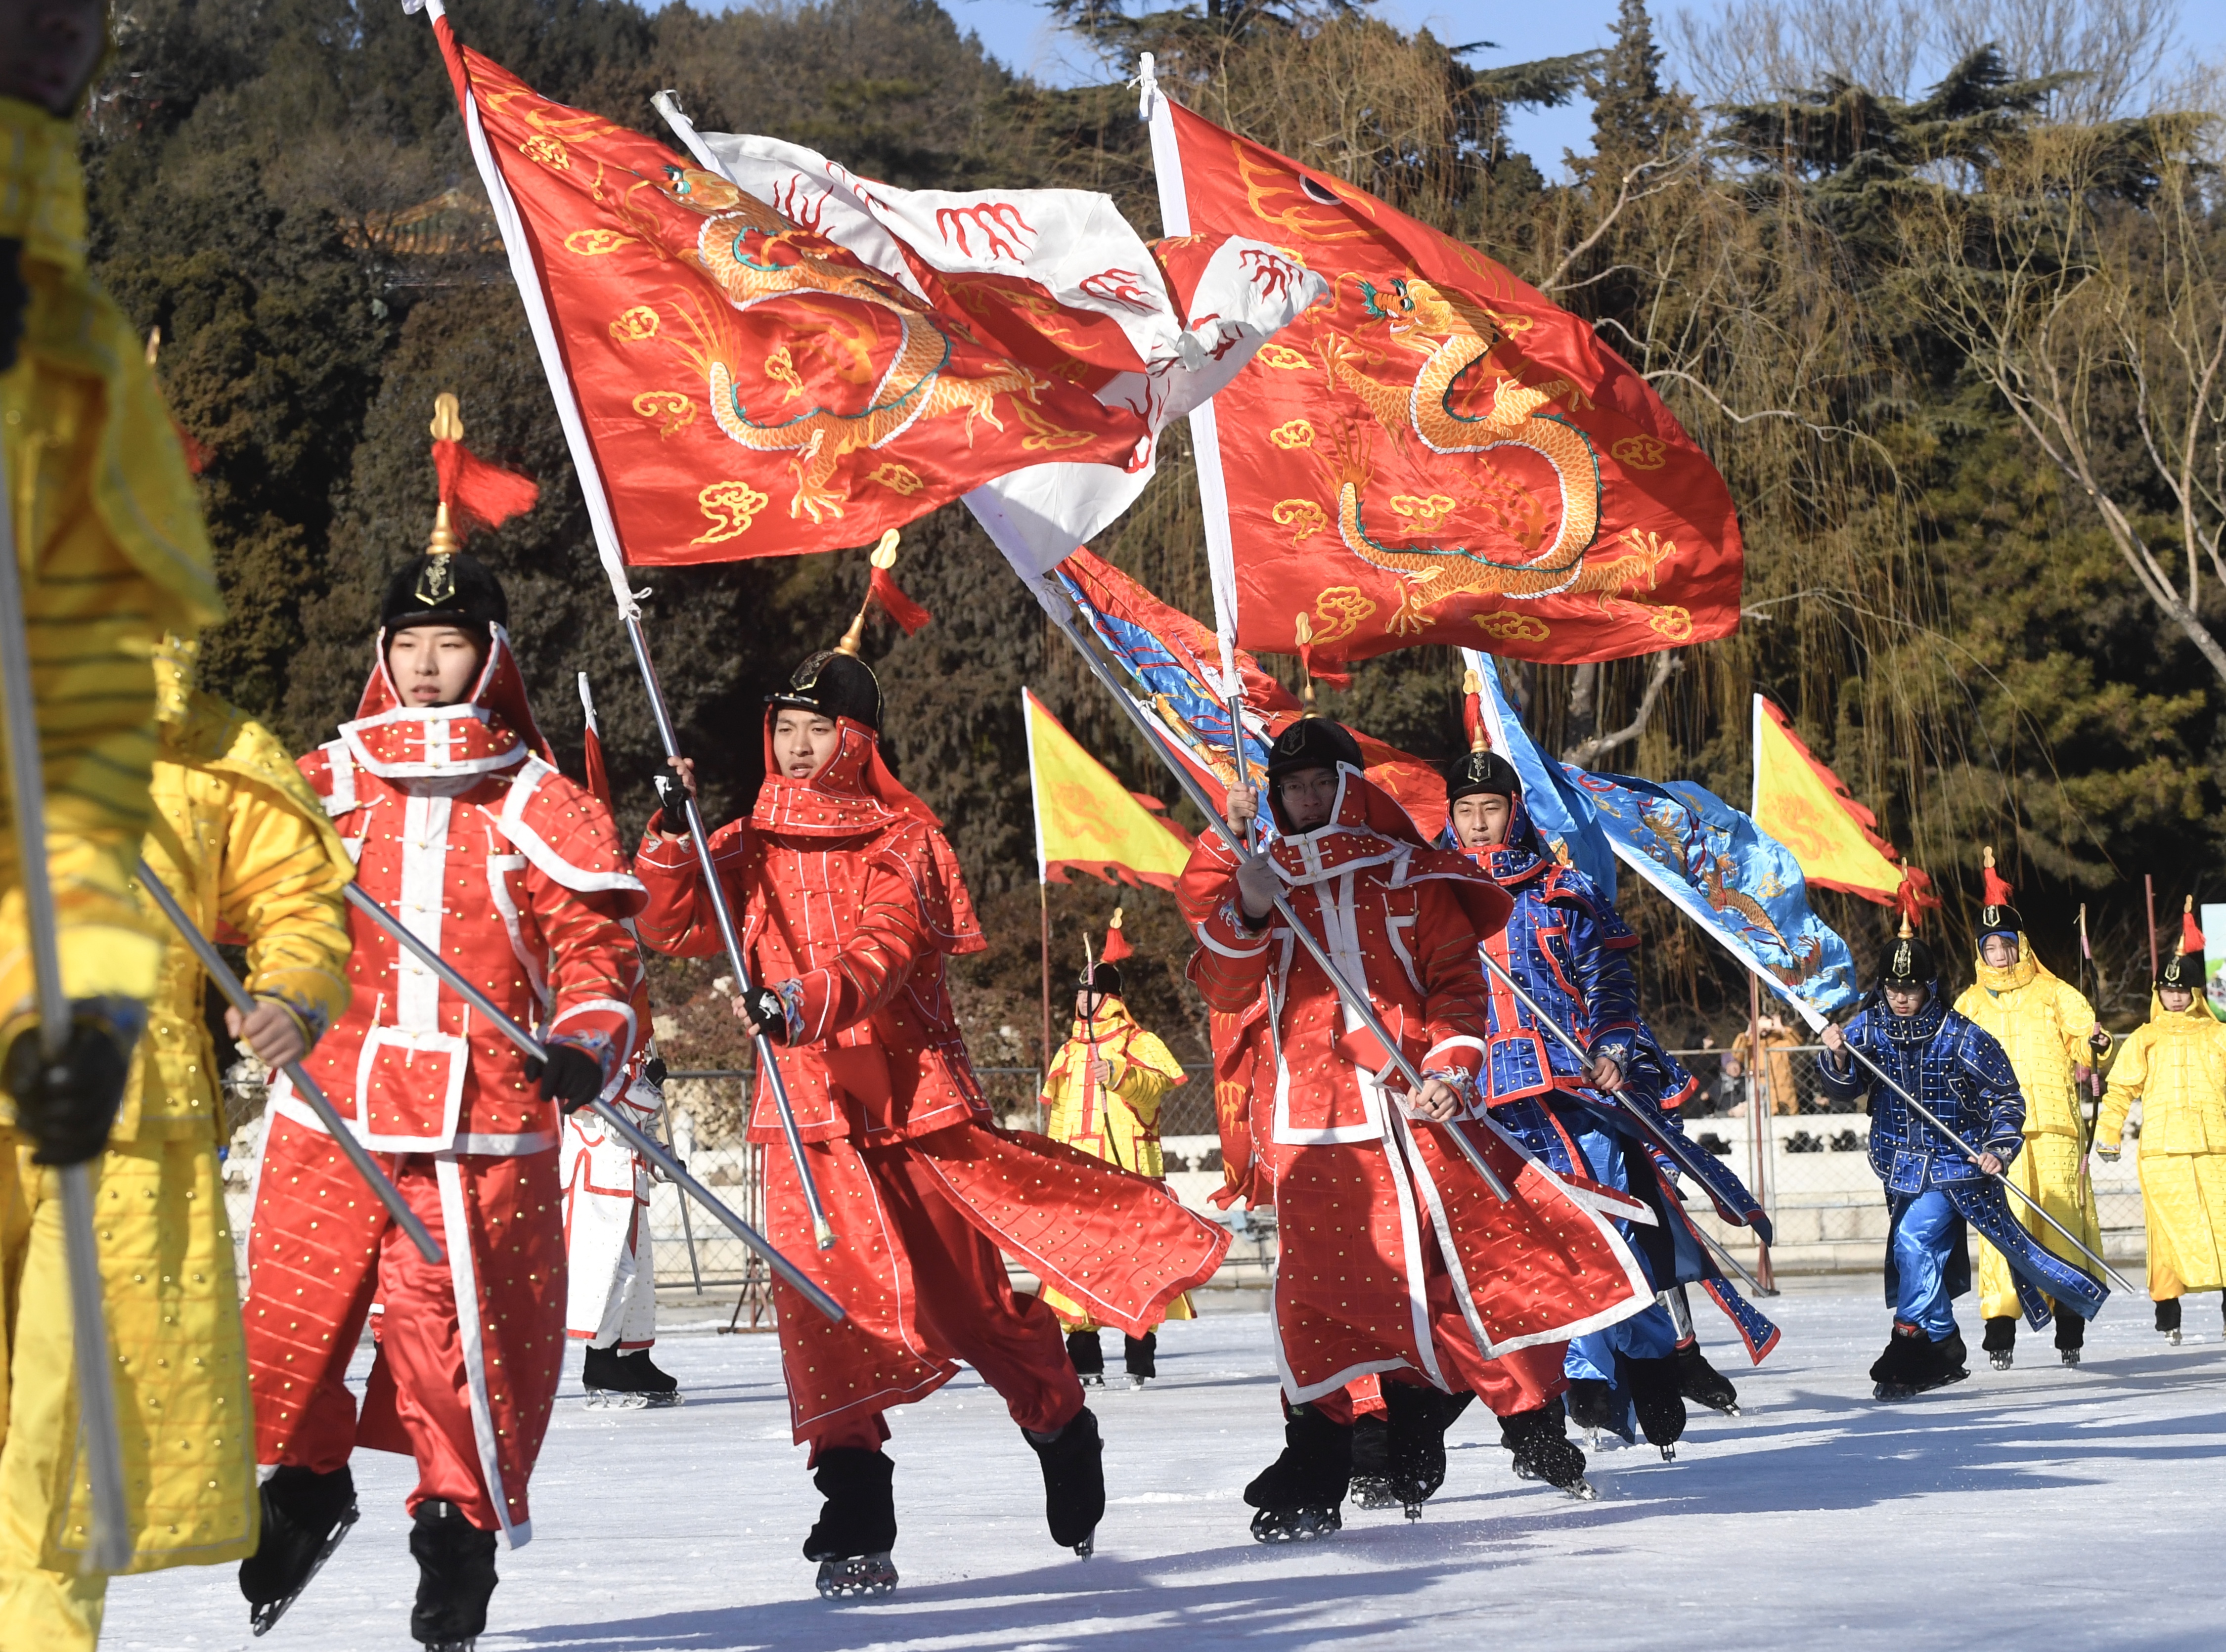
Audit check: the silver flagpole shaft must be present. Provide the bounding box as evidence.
[1692,1219,1773,1297]
[0,446,132,1573]
[1044,590,1509,1200]
[1832,1039,2136,1297]
[340,885,842,1319]
[134,860,442,1264]
[621,615,835,1251]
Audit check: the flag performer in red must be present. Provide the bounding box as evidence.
[635,596,1230,1594]
[236,396,647,1647]
[1180,718,1655,1539]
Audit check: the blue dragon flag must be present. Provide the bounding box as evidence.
[1575,769,1862,1015]
[1465,649,1858,1015]
[1464,650,1619,897]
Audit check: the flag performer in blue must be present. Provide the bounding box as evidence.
[1818,919,2110,1399]
[1440,737,1778,1464]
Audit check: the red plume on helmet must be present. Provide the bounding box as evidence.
[1981,845,2014,910]
[1100,906,1134,966]
[428,392,539,538]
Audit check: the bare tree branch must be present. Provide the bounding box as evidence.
[1562,652,1682,767]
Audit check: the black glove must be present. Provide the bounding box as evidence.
[641,1055,668,1087]
[2088,1030,2113,1057]
[741,985,789,1045]
[654,774,692,828]
[0,238,27,376]
[5,1010,133,1166]
[526,1041,606,1113]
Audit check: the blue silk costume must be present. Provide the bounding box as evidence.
[1816,985,2108,1334]
[1458,795,1781,1382]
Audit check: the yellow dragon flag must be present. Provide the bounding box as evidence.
[1752,694,1932,914]
[1024,689,1193,890]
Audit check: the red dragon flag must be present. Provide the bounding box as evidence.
[421,0,1148,587]
[1138,57,1743,669]
[654,102,1327,576]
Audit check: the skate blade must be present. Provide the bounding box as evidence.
[1073,1536,1095,1558]
[2060,1352,2081,1368]
[1348,1478,1401,1511]
[1658,1444,1677,1462]
[250,1504,359,1636]
[585,1389,683,1409]
[1989,1354,2013,1371]
[1564,1477,1599,1501]
[816,1554,898,1598]
[1402,1503,1424,1522]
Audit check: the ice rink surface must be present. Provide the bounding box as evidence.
[103,1283,2226,1651]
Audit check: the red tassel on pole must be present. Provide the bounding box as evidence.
[1101,906,1134,965]
[868,562,933,635]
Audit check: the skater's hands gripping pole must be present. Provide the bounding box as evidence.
[0,442,132,1573]
[340,884,845,1322]
[630,619,836,1257]
[1043,596,1511,1201]
[1812,1012,2138,1297]
[134,861,444,1265]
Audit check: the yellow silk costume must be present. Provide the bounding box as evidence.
[1953,941,2103,1319]
[1,96,225,1650]
[2096,994,2226,1301]
[1038,1000,1194,1329]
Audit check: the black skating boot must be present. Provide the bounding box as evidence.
[2052,1303,2086,1367]
[1347,1406,1392,1509]
[803,1447,898,1598]
[1873,1322,1967,1400]
[583,1344,683,1409]
[1024,1407,1105,1556]
[408,1500,498,1650]
[1500,1398,1594,1499]
[239,1464,359,1636]
[1621,1353,1687,1459]
[1121,1331,1157,1389]
[1564,1376,1632,1444]
[1982,1315,2018,1371]
[2157,1296,2182,1344]
[1245,1402,1351,1540]
[1675,1339,1740,1416]
[1066,1328,1107,1387]
[1381,1386,1473,1517]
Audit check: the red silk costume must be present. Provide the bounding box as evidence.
[634,719,1229,1451]
[1180,764,1652,1416]
[244,633,644,1546]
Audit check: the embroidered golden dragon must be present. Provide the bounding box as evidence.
[1325,276,1604,624]
[652,166,1047,523]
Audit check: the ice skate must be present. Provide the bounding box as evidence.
[1066,1328,1108,1391]
[1675,1340,1740,1416]
[1121,1372,1147,1390]
[1982,1316,2016,1373]
[2060,1348,2081,1367]
[803,1448,899,1598]
[1121,1330,1158,1391]
[1501,1399,1594,1498]
[2053,1310,2086,1370]
[1024,1406,1105,1556]
[582,1345,682,1409]
[1346,1410,1396,1509]
[239,1465,358,1637]
[1990,1349,2013,1371]
[1871,1324,1968,1400]
[1624,1352,1687,1458]
[1247,1402,1352,1542]
[409,1500,499,1652]
[1564,1377,1633,1446]
[815,1553,898,1598]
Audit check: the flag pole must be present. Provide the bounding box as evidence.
[339,884,846,1321]
[0,445,132,1572]
[424,0,834,1248]
[1021,571,1511,1202]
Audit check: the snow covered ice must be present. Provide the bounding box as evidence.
[103,1285,2225,1651]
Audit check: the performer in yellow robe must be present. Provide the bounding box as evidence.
[1039,952,1193,1388]
[1952,856,2107,1369]
[1,46,227,1650]
[2096,946,2226,1345]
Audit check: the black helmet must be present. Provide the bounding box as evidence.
[768,650,883,730]
[1079,962,1122,997]
[1445,747,1521,803]
[1264,717,1361,783]
[1880,929,1937,988]
[2158,951,2202,993]
[381,552,508,638]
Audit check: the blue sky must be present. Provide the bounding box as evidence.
[920,0,2226,177]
